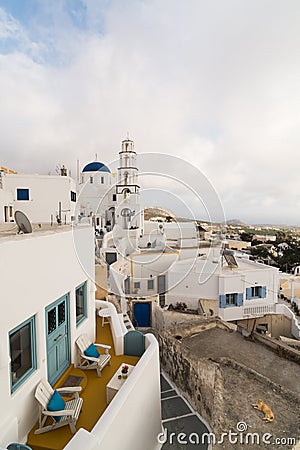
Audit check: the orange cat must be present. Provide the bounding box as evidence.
[252,399,274,422]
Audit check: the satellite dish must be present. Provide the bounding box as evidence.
[120,208,131,217]
[14,211,32,234]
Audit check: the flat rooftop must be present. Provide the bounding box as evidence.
[184,327,300,395]
[182,327,300,448]
[0,223,90,242]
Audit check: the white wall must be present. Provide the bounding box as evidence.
[275,304,300,340]
[0,225,95,446]
[78,172,115,219]
[0,189,14,223]
[167,269,219,309]
[144,221,197,241]
[3,173,77,224]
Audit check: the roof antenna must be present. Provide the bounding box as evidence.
[95,153,98,160]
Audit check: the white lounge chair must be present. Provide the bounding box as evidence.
[75,333,111,377]
[34,379,83,434]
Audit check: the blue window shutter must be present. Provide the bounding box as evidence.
[219,295,226,308]
[246,288,251,300]
[237,293,243,306]
[261,286,267,298]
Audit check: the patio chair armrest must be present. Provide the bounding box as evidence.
[44,409,75,417]
[57,386,82,394]
[94,343,111,350]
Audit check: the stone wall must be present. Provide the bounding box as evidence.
[157,313,300,448]
[152,303,236,333]
[237,313,293,338]
[157,316,233,428]
[158,329,220,425]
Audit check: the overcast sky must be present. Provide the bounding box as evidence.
[0,0,299,225]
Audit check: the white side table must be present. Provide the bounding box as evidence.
[106,363,134,404]
[98,308,111,327]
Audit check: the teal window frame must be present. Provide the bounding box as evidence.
[76,281,87,326]
[9,315,37,393]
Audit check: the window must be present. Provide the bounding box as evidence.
[113,194,117,202]
[252,286,261,298]
[76,282,87,326]
[101,176,104,184]
[246,286,266,300]
[17,188,29,201]
[147,279,154,290]
[9,316,36,393]
[90,177,93,184]
[219,293,243,308]
[124,277,130,295]
[134,281,140,290]
[226,293,238,306]
[70,191,77,202]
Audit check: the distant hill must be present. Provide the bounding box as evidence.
[144,207,176,221]
[224,219,248,226]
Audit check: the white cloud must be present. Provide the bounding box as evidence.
[0,0,300,224]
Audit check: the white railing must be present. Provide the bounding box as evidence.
[64,334,162,450]
[243,304,276,317]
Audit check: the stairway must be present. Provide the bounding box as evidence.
[122,313,135,331]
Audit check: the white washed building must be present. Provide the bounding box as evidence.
[0,224,95,444]
[0,172,77,225]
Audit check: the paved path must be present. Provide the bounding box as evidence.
[160,373,211,450]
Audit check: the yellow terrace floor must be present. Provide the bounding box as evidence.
[27,317,139,450]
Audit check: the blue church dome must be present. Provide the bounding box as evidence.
[82,162,111,173]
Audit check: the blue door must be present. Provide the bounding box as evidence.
[133,302,151,327]
[46,295,70,385]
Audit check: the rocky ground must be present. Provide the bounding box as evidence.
[182,327,300,449]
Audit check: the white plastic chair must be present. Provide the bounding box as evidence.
[75,333,111,377]
[34,379,83,434]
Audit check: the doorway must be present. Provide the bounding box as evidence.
[45,294,70,385]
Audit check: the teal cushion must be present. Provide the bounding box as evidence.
[47,390,65,422]
[84,343,100,359]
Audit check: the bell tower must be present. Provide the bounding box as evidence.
[117,138,139,191]
[115,138,142,230]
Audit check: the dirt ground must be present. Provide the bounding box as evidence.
[183,328,300,449]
